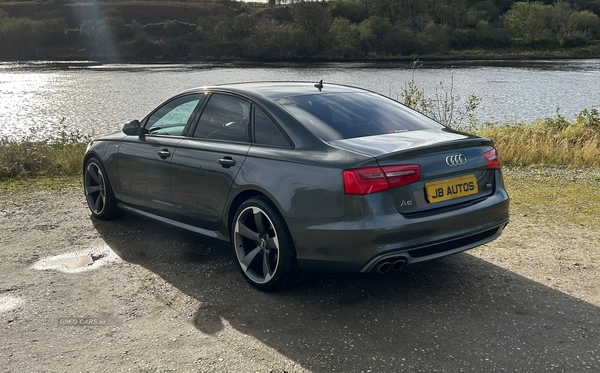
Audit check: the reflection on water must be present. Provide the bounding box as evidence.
[0,59,599,141]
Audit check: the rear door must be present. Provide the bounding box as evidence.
[118,93,203,215]
[170,93,251,230]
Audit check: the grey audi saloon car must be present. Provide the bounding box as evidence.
[83,82,509,291]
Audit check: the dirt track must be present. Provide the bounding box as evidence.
[1,178,599,372]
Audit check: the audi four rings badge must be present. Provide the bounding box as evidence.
[446,154,467,166]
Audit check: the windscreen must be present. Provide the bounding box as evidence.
[276,92,441,141]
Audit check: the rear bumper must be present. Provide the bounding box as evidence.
[288,181,509,273]
[359,221,507,272]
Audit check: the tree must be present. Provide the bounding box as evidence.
[475,20,509,47]
[467,1,501,26]
[561,9,600,46]
[292,2,333,58]
[357,16,393,54]
[331,0,369,23]
[244,19,296,60]
[569,10,600,36]
[551,0,576,44]
[0,17,65,59]
[429,0,468,27]
[420,21,451,53]
[501,2,554,45]
[328,17,362,58]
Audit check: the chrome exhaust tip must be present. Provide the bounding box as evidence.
[392,259,406,271]
[376,261,392,273]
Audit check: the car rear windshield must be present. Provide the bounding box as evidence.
[276,92,441,141]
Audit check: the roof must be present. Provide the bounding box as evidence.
[187,82,368,101]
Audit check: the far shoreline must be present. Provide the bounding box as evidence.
[2,53,600,67]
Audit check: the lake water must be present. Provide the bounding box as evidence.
[1,59,598,141]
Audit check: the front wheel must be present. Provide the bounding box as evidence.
[84,157,120,220]
[232,197,301,292]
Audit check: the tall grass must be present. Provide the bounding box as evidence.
[0,129,89,180]
[473,109,600,167]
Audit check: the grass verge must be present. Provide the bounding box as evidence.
[0,175,81,194]
[502,166,600,228]
[0,140,86,180]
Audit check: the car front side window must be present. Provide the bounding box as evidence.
[146,94,202,136]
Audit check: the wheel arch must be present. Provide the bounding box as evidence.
[226,189,287,238]
[83,152,117,192]
[83,152,121,219]
[227,189,265,235]
[83,139,122,198]
[82,152,100,175]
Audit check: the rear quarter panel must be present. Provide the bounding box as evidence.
[228,142,380,240]
[231,146,354,220]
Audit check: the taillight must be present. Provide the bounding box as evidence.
[343,165,420,195]
[383,165,421,189]
[483,148,502,169]
[343,167,389,195]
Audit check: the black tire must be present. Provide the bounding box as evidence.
[232,196,302,292]
[83,157,120,220]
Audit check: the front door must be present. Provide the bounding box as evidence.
[118,93,203,216]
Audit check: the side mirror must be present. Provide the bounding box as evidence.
[122,120,149,140]
[122,120,141,136]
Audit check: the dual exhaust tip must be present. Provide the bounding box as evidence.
[374,257,407,273]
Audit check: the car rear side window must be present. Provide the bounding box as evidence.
[194,94,250,142]
[277,92,441,141]
[254,108,291,147]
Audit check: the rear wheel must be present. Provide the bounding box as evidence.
[84,157,120,220]
[232,197,301,292]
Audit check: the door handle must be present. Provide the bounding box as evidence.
[158,149,171,159]
[218,156,236,168]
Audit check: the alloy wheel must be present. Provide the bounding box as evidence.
[85,162,107,215]
[234,206,280,284]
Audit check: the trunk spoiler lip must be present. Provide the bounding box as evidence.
[328,129,494,159]
[376,137,495,162]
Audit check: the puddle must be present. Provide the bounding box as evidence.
[46,255,94,268]
[0,295,22,313]
[32,247,120,273]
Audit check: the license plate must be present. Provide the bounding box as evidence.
[425,175,478,203]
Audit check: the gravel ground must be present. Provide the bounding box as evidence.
[0,169,599,372]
